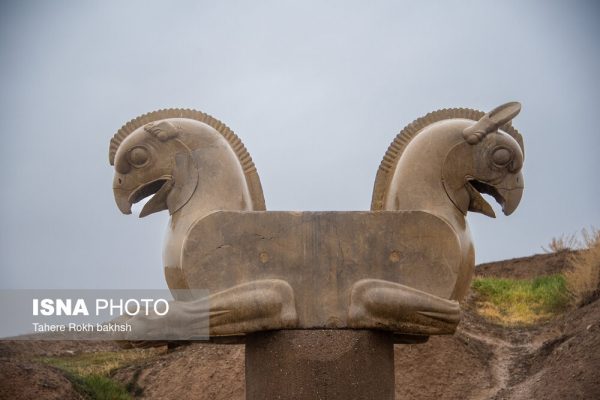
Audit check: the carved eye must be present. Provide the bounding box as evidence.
[492,147,512,167]
[128,146,149,167]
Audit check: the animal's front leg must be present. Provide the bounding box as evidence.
[347,279,460,335]
[207,279,298,335]
[119,279,298,341]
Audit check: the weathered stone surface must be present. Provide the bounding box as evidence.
[245,330,395,400]
[109,102,525,339]
[183,210,461,335]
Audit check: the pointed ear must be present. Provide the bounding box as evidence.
[463,102,521,144]
[144,121,180,141]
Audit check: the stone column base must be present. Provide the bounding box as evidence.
[245,329,395,400]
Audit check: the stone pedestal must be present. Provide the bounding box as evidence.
[245,330,395,400]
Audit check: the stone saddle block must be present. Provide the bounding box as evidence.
[181,210,463,335]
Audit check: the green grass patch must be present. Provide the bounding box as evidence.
[471,274,569,325]
[66,372,131,400]
[38,349,158,377]
[38,349,161,399]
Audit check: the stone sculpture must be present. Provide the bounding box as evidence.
[109,102,524,340]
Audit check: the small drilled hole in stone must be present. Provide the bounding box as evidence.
[259,252,269,264]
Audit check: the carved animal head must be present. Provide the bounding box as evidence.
[372,102,525,218]
[109,109,265,218]
[443,102,524,217]
[110,119,201,217]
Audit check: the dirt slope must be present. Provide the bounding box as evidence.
[475,251,574,279]
[0,359,84,400]
[114,344,245,399]
[0,341,119,400]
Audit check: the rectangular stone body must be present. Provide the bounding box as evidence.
[182,211,461,328]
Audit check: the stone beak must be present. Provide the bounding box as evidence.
[113,176,173,217]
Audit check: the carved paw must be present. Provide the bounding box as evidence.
[348,279,460,335]
[208,279,299,335]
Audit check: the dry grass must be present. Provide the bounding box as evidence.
[542,233,581,253]
[565,227,600,306]
[38,348,162,377]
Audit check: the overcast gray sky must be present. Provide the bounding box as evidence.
[1,1,598,289]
